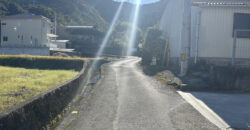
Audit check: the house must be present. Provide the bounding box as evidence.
[0,14,57,56]
[160,0,250,75]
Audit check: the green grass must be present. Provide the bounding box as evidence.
[0,66,78,112]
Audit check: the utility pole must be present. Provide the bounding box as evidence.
[179,0,192,76]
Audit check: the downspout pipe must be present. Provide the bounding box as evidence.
[194,8,201,64]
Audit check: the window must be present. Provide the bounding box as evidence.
[233,13,250,38]
[1,23,6,26]
[3,36,8,42]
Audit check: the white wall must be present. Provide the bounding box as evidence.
[0,48,50,56]
[1,18,51,48]
[159,0,185,58]
[41,19,52,46]
[193,6,250,59]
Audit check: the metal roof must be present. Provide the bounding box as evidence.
[50,48,75,53]
[51,40,70,43]
[65,26,95,29]
[192,1,250,7]
[47,34,58,38]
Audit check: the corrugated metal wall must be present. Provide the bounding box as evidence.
[192,6,250,59]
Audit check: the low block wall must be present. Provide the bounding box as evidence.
[0,60,108,130]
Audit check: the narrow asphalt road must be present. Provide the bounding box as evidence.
[60,57,219,130]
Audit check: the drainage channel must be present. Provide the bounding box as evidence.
[53,71,101,130]
[83,73,100,97]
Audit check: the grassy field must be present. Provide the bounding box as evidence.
[0,66,78,112]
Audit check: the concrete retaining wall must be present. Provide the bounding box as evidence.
[0,60,108,130]
[184,60,250,92]
[210,66,250,92]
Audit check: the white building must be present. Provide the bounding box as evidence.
[191,1,250,66]
[0,14,57,55]
[160,0,250,75]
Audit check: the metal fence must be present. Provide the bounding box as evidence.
[232,29,250,67]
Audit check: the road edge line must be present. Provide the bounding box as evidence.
[177,91,231,130]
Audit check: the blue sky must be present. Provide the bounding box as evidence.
[114,0,160,4]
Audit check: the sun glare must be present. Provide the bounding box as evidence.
[86,1,124,80]
[127,0,142,56]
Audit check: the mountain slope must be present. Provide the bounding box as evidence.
[85,0,168,30]
[0,0,107,31]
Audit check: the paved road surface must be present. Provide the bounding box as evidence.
[59,57,219,130]
[188,92,250,129]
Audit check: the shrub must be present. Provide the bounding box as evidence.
[142,26,166,66]
[0,55,86,71]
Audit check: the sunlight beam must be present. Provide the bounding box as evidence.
[95,1,124,58]
[127,0,142,56]
[86,1,124,80]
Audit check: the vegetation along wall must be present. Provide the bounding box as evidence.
[0,55,85,71]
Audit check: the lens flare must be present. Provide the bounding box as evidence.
[86,1,124,80]
[127,0,142,56]
[95,2,124,58]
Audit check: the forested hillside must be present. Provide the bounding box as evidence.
[0,0,166,37]
[0,0,167,56]
[0,0,107,31]
[85,0,167,30]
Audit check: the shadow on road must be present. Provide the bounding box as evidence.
[190,92,250,129]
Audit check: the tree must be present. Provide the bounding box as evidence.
[26,5,55,21]
[7,2,26,15]
[142,26,166,66]
[108,21,143,55]
[0,0,26,16]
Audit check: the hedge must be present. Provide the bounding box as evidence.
[0,55,86,71]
